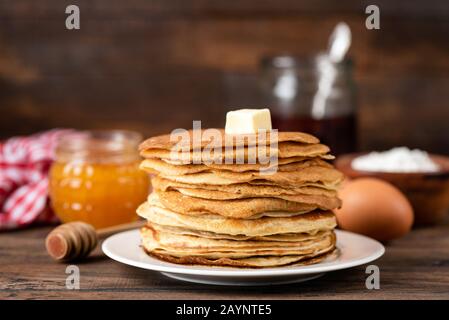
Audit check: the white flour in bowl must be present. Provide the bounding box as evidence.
[351,147,440,173]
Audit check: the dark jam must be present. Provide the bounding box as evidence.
[271,113,357,156]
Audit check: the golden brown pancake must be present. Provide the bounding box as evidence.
[152,186,340,216]
[161,155,327,167]
[152,176,339,197]
[145,248,336,268]
[137,201,337,236]
[140,142,333,164]
[141,226,335,258]
[137,128,342,268]
[152,166,343,189]
[149,192,318,219]
[153,190,326,218]
[172,187,341,208]
[139,129,320,152]
[140,157,332,176]
[149,222,330,242]
[141,226,337,268]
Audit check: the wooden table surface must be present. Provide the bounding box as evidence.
[1,220,449,300]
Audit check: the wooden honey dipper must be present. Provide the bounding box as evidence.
[45,220,145,261]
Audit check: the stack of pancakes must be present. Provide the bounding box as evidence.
[137,129,343,268]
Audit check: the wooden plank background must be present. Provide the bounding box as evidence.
[0,0,448,153]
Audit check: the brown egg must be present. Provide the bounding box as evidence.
[334,177,414,242]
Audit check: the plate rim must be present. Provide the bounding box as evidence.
[102,229,385,277]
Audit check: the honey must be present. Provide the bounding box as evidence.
[49,130,150,229]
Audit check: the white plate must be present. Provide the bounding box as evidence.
[102,229,385,286]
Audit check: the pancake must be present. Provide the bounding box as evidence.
[153,166,343,189]
[172,187,341,209]
[148,192,322,219]
[149,222,330,242]
[152,183,341,212]
[139,129,320,152]
[141,225,335,258]
[152,176,338,198]
[152,190,328,218]
[137,128,341,268]
[141,225,337,268]
[145,247,336,268]
[149,192,319,219]
[140,158,332,176]
[161,155,328,167]
[140,142,333,164]
[137,201,337,236]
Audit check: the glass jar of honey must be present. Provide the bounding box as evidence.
[49,130,150,229]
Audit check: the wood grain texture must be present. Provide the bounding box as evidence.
[0,1,448,154]
[1,221,448,300]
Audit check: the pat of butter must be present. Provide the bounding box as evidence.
[225,109,272,134]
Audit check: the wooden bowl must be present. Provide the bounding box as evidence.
[335,153,449,225]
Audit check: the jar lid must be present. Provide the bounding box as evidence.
[55,130,142,163]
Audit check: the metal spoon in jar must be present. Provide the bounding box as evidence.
[311,22,352,120]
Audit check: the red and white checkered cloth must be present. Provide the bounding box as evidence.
[0,129,73,230]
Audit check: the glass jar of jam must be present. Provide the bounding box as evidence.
[49,130,150,229]
[260,54,357,156]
